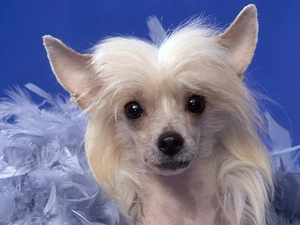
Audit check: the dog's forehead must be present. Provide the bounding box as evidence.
[92,29,228,79]
[91,32,238,105]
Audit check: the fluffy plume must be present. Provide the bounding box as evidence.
[147,16,167,47]
[0,85,299,224]
[266,112,300,223]
[0,84,133,225]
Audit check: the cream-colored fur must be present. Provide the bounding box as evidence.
[43,4,273,225]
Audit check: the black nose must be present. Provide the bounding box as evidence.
[158,132,184,156]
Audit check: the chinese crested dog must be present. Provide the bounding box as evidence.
[44,4,273,225]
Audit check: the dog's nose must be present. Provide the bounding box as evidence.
[158,132,184,156]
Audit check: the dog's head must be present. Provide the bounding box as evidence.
[44,6,275,224]
[43,5,267,179]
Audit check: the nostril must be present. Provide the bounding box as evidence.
[173,138,183,148]
[158,132,184,156]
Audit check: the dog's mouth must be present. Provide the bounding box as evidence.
[155,161,190,171]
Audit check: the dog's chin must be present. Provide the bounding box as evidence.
[148,161,190,176]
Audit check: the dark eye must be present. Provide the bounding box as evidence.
[187,95,205,113]
[124,102,144,119]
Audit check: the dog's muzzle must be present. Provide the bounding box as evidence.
[149,132,191,173]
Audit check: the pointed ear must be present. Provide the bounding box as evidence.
[216,4,258,78]
[43,35,96,109]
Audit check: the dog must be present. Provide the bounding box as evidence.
[43,4,274,225]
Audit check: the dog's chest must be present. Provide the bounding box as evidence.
[141,169,219,225]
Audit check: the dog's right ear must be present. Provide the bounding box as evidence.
[43,35,96,109]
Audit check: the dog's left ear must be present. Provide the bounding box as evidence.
[216,4,258,78]
[43,35,96,109]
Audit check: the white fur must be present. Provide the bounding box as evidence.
[44,4,274,225]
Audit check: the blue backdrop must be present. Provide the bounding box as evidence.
[0,0,299,145]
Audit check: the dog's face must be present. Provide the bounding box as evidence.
[114,77,207,176]
[80,33,244,176]
[43,4,259,177]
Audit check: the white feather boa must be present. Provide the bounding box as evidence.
[0,84,133,225]
[0,84,299,225]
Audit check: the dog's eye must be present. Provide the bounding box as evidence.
[187,95,205,113]
[124,102,144,119]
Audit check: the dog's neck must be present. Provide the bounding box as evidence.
[140,164,220,225]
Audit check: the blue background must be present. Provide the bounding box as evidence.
[0,0,299,146]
